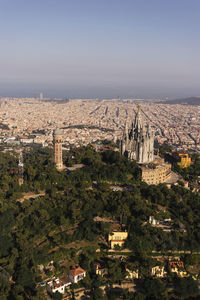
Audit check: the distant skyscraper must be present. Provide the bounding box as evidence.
[40,92,43,100]
[120,106,154,164]
[53,128,63,170]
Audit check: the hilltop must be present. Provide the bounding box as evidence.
[0,146,200,299]
[158,96,200,105]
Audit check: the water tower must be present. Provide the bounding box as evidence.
[53,128,63,170]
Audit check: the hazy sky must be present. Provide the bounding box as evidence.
[0,0,200,98]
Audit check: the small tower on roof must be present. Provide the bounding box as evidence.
[53,128,63,170]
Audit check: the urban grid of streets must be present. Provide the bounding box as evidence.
[0,98,200,151]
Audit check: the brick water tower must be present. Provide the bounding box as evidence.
[53,128,63,170]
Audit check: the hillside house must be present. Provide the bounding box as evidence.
[47,276,71,294]
[125,266,139,279]
[108,231,128,249]
[169,260,187,277]
[151,266,166,278]
[69,266,86,283]
[93,260,108,276]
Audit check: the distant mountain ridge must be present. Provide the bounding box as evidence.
[159,97,200,105]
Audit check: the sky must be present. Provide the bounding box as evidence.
[0,0,200,99]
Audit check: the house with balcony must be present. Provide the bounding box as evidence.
[108,231,128,249]
[47,275,71,295]
[168,260,187,277]
[69,266,86,283]
[151,266,166,278]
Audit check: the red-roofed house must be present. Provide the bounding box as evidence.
[69,266,86,283]
[108,231,128,249]
[169,260,187,277]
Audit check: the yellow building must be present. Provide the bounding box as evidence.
[141,157,171,185]
[151,266,166,278]
[169,260,188,277]
[108,231,128,249]
[125,267,139,279]
[177,153,191,168]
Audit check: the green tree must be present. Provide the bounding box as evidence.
[173,277,199,299]
[91,287,104,300]
[141,278,167,300]
[52,291,63,300]
[16,265,35,291]
[107,260,125,283]
[0,267,10,296]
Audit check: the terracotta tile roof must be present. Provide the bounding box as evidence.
[169,261,184,268]
[61,275,71,285]
[52,275,71,288]
[54,280,63,288]
[69,266,86,277]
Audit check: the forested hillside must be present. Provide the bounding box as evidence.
[0,146,200,299]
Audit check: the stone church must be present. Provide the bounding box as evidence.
[120,106,154,164]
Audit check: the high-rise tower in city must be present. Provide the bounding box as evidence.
[120,106,154,164]
[53,128,63,170]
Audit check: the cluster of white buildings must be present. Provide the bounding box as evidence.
[46,266,86,295]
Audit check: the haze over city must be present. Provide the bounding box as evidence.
[0,0,200,98]
[1,1,200,299]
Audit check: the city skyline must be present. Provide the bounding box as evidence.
[0,0,200,98]
[1,98,200,152]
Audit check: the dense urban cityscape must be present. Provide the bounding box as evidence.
[0,97,200,151]
[1,0,200,299]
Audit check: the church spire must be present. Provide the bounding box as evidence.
[120,104,154,164]
[125,120,128,137]
[133,105,142,130]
